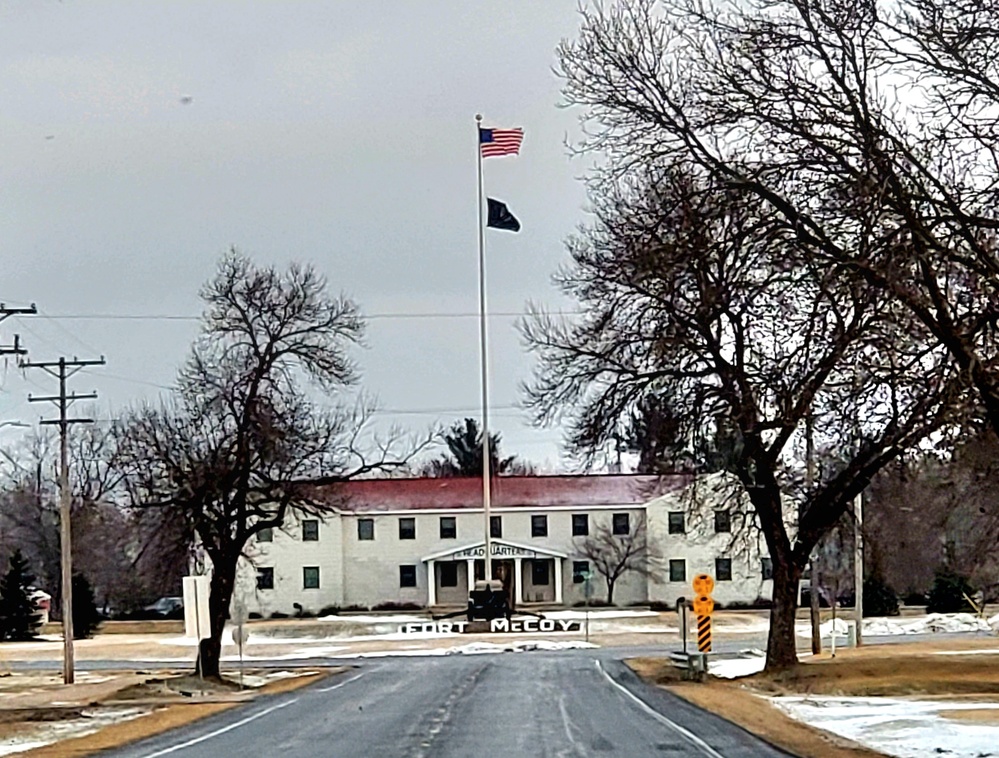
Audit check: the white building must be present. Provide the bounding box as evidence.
[234,474,775,616]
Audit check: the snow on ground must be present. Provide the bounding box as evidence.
[773,696,999,758]
[709,649,767,679]
[335,639,599,659]
[315,613,426,624]
[238,670,322,687]
[544,610,659,620]
[936,648,999,656]
[0,707,148,757]
[796,613,995,639]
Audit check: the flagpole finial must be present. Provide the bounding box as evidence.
[475,113,482,123]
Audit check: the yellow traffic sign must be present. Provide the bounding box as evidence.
[692,574,714,596]
[692,595,714,616]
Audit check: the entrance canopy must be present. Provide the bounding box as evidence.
[422,538,567,564]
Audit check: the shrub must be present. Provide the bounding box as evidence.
[902,591,928,606]
[571,599,614,608]
[269,611,289,619]
[317,604,369,616]
[721,598,774,610]
[0,550,42,641]
[927,567,975,614]
[371,602,422,612]
[862,576,900,617]
[248,612,263,620]
[72,573,102,639]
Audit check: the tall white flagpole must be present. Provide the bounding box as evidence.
[475,113,494,580]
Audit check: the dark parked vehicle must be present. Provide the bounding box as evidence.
[142,596,184,619]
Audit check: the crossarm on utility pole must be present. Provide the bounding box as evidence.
[22,355,105,685]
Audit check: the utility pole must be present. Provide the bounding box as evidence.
[806,414,822,655]
[0,303,37,357]
[22,355,105,685]
[854,490,864,646]
[852,367,864,647]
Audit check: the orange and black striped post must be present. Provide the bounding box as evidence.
[696,613,712,652]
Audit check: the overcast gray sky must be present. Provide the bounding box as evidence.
[0,0,595,470]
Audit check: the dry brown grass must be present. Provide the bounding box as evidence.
[13,669,335,757]
[628,658,887,758]
[938,708,999,724]
[749,645,999,698]
[629,642,999,758]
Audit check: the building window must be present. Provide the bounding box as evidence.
[669,559,686,583]
[571,513,589,536]
[399,517,416,540]
[572,561,589,584]
[714,510,731,534]
[531,560,550,586]
[490,515,502,539]
[612,513,630,535]
[439,562,458,587]
[256,567,274,590]
[357,518,374,541]
[531,515,548,538]
[303,566,320,589]
[399,564,417,588]
[716,558,733,581]
[256,527,273,543]
[440,516,457,540]
[761,557,773,581]
[668,512,685,534]
[302,519,319,541]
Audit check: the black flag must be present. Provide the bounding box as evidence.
[486,198,521,232]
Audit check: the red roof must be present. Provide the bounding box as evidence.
[318,474,691,513]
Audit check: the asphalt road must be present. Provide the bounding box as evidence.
[101,652,790,758]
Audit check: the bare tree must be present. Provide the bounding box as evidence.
[867,425,999,601]
[557,0,999,436]
[0,426,134,615]
[576,514,660,605]
[111,252,424,679]
[523,164,966,670]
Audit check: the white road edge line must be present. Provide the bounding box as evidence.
[138,698,298,758]
[316,672,365,692]
[595,660,725,758]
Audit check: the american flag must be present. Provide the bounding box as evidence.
[479,127,524,158]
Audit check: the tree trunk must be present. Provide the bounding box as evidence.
[196,558,236,680]
[765,559,803,672]
[606,577,615,606]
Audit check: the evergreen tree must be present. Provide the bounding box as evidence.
[422,418,532,477]
[927,566,975,614]
[0,550,42,641]
[72,573,101,639]
[863,575,900,618]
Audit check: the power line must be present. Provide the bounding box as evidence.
[35,308,583,322]
[36,309,104,356]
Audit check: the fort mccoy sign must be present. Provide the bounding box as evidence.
[398,618,583,635]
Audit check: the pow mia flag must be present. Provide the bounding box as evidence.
[486,198,521,232]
